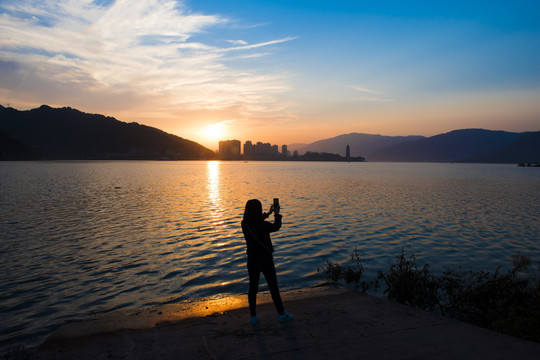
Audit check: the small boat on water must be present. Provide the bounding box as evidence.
[518,162,540,167]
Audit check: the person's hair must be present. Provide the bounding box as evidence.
[243,199,264,223]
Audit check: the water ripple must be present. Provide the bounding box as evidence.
[0,161,539,352]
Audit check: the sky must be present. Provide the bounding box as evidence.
[1,0,539,150]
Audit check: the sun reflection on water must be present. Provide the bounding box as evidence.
[207,161,220,204]
[207,161,225,235]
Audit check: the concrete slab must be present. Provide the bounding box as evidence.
[34,285,540,360]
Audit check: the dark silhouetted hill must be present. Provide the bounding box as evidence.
[463,131,540,163]
[369,129,536,163]
[0,105,216,160]
[297,133,425,158]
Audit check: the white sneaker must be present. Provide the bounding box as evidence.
[278,311,293,322]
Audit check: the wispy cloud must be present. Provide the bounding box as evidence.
[220,36,297,52]
[226,40,248,46]
[358,97,395,103]
[0,0,295,118]
[350,85,381,95]
[350,85,394,102]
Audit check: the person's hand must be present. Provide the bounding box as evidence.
[274,204,280,215]
[268,205,274,215]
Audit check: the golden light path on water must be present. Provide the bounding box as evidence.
[207,160,223,236]
[207,161,232,288]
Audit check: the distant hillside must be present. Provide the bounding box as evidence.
[369,129,536,163]
[463,131,540,163]
[297,133,425,157]
[0,105,216,160]
[287,143,308,153]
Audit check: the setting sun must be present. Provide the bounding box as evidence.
[204,123,225,140]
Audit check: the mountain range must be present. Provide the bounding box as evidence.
[296,133,425,158]
[0,105,215,160]
[1,104,538,163]
[299,129,540,163]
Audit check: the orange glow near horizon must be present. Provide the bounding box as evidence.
[142,88,540,151]
[10,88,540,153]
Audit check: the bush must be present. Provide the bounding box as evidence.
[376,248,440,311]
[319,248,373,292]
[438,254,540,341]
[321,248,540,342]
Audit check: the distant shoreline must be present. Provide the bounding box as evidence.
[3,159,538,165]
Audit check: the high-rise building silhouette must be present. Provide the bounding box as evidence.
[219,140,241,160]
[243,140,281,159]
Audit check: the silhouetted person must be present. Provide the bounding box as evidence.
[241,199,293,324]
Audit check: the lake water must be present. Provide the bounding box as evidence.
[1,161,539,352]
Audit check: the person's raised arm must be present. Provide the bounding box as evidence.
[263,205,275,219]
[268,209,282,232]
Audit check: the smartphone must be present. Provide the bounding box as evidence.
[273,198,279,208]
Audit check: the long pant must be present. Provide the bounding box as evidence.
[247,256,284,316]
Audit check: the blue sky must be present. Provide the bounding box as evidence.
[1,0,539,148]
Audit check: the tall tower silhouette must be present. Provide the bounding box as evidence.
[346,144,350,161]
